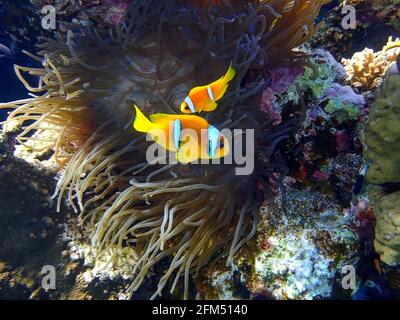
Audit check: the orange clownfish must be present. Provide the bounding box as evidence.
[180,63,236,114]
[133,105,230,163]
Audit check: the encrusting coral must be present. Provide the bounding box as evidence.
[374,191,400,266]
[0,0,329,299]
[342,36,400,89]
[363,74,400,184]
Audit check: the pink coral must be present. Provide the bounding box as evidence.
[260,89,281,124]
[260,67,304,124]
[335,129,351,153]
[269,67,304,93]
[103,0,133,25]
[312,170,330,181]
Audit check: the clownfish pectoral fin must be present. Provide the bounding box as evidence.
[207,101,218,112]
[176,135,200,163]
[133,104,155,133]
[173,119,181,150]
[176,146,197,164]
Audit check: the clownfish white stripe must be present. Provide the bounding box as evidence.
[185,96,196,113]
[208,125,220,158]
[173,119,181,151]
[207,86,215,102]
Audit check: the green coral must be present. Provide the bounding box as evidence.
[287,60,336,103]
[363,74,400,184]
[285,56,361,123]
[374,191,400,266]
[325,98,362,123]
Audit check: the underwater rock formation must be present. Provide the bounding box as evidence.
[203,188,360,300]
[0,131,138,299]
[363,74,400,184]
[374,191,400,266]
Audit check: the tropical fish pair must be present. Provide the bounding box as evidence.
[180,63,235,113]
[132,63,235,163]
[133,105,229,163]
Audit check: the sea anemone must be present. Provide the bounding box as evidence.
[0,0,328,299]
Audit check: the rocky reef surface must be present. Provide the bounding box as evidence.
[0,132,134,299]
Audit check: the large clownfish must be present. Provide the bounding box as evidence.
[133,105,230,163]
[180,63,236,113]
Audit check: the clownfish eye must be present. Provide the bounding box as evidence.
[184,105,190,110]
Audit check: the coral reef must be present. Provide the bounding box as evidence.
[202,188,360,300]
[268,49,365,206]
[342,37,400,89]
[310,1,400,61]
[259,66,305,124]
[363,74,400,184]
[0,0,329,299]
[374,191,400,266]
[343,0,400,32]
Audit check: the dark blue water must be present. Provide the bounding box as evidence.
[0,35,38,122]
[0,0,40,122]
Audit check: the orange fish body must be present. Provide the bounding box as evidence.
[133,105,229,163]
[180,63,236,113]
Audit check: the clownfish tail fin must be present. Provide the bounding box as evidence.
[223,62,236,83]
[133,104,155,133]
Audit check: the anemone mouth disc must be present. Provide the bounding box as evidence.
[0,0,328,299]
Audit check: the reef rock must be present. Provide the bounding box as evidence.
[374,191,400,267]
[363,74,400,184]
[0,132,133,299]
[203,188,360,300]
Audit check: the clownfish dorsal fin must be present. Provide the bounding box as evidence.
[149,113,176,124]
[189,85,206,95]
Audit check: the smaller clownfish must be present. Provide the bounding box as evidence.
[132,105,230,163]
[180,63,236,114]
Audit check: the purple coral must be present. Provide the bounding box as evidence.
[103,0,133,25]
[324,83,365,107]
[260,67,304,124]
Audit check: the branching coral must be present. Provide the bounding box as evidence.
[0,0,328,299]
[342,36,400,89]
